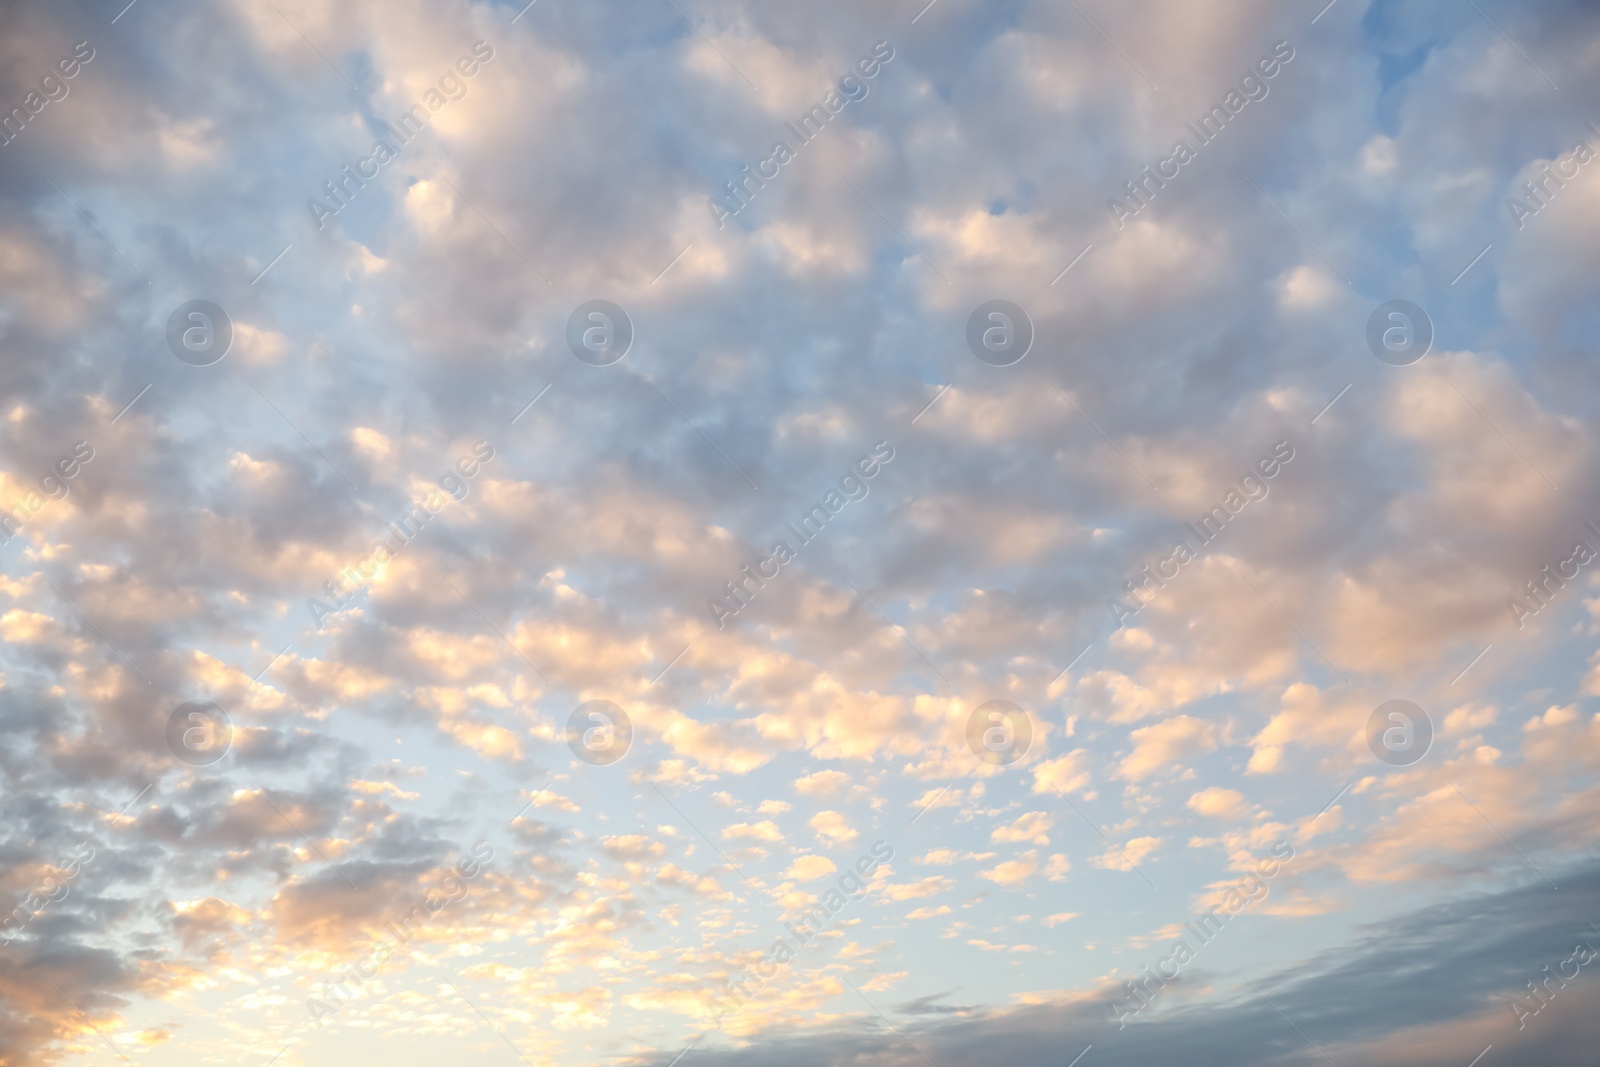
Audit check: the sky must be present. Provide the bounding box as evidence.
[1,0,1599,1065]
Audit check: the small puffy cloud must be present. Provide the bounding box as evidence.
[910,785,958,814]
[881,876,956,901]
[723,821,784,842]
[809,810,858,846]
[1030,750,1091,796]
[909,781,985,817]
[1091,837,1162,872]
[991,812,1054,846]
[1188,787,1249,820]
[980,852,1039,887]
[1444,703,1497,736]
[1120,716,1219,780]
[1361,134,1399,175]
[0,610,53,642]
[1277,264,1340,310]
[349,425,393,461]
[656,864,721,894]
[350,779,419,800]
[794,770,852,797]
[784,854,837,881]
[860,970,908,993]
[601,835,666,861]
[118,1029,174,1049]
[914,848,997,867]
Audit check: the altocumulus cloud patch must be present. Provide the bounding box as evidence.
[0,1,1598,1066]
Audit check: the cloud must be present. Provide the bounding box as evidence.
[1031,751,1091,796]
[601,835,666,861]
[793,770,852,797]
[1187,787,1249,819]
[783,854,837,881]
[881,876,957,902]
[723,821,784,843]
[991,812,1054,846]
[2,1,1599,1064]
[1090,837,1162,873]
[980,853,1040,887]
[808,810,858,846]
[1120,717,1219,780]
[664,864,1600,1067]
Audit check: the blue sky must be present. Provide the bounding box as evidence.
[1,1,1599,1065]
